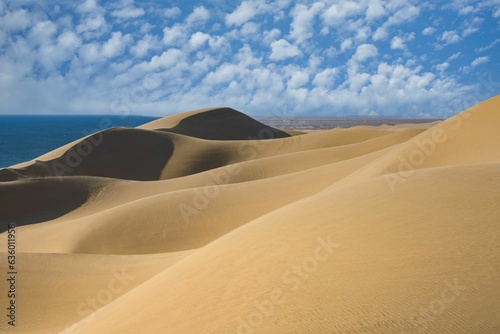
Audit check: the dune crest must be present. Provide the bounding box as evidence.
[0,97,499,333]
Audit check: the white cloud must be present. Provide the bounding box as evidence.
[436,62,449,72]
[313,68,338,88]
[235,44,261,67]
[164,7,181,19]
[203,63,237,86]
[322,1,363,25]
[24,28,83,73]
[77,0,98,13]
[130,34,159,58]
[458,6,474,15]
[140,23,154,34]
[189,31,211,49]
[348,72,370,92]
[111,7,145,19]
[308,54,322,70]
[287,70,309,89]
[289,2,325,44]
[145,48,185,70]
[225,1,257,26]
[372,28,387,40]
[78,43,101,63]
[422,27,436,36]
[263,28,281,45]
[494,8,500,18]
[0,30,7,49]
[373,5,420,41]
[447,52,461,61]
[390,33,414,51]
[29,21,57,45]
[461,16,483,37]
[208,35,230,53]
[355,26,371,42]
[162,25,185,46]
[340,38,353,52]
[76,14,107,35]
[0,0,495,118]
[462,26,479,37]
[365,0,386,21]
[74,0,108,39]
[58,31,82,50]
[439,30,461,45]
[239,22,260,37]
[224,0,291,27]
[471,56,489,67]
[186,6,210,26]
[476,38,499,52]
[102,32,131,58]
[0,9,31,31]
[362,63,440,108]
[79,31,131,63]
[351,44,378,62]
[269,39,302,61]
[391,36,406,50]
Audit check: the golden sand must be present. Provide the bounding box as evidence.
[0,97,499,333]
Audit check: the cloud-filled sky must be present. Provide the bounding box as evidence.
[0,0,499,117]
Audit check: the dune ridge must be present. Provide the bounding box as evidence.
[0,96,499,333]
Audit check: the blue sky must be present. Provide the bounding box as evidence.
[0,0,498,117]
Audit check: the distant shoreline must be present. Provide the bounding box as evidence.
[257,117,442,130]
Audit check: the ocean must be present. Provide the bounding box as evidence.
[0,115,158,168]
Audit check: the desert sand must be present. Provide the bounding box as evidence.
[0,96,499,333]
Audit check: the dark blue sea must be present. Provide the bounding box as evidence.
[0,115,158,168]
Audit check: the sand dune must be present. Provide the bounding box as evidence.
[0,96,499,333]
[8,250,195,333]
[66,164,500,334]
[150,107,291,140]
[0,177,104,229]
[0,108,288,182]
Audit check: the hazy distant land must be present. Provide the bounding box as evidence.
[259,116,441,130]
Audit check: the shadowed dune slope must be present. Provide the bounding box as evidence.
[55,127,425,222]
[155,107,291,140]
[0,177,105,230]
[0,108,289,182]
[137,107,224,130]
[15,149,390,254]
[0,123,420,232]
[11,128,424,254]
[0,128,174,181]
